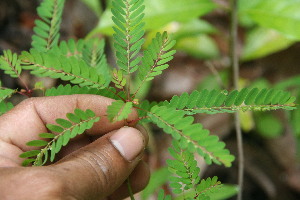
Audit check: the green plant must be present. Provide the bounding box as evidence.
[0,0,296,199]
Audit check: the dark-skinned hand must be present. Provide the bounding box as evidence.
[0,95,149,200]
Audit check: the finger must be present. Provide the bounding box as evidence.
[107,161,150,200]
[53,127,148,199]
[56,125,148,160]
[0,94,138,152]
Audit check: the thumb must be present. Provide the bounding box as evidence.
[53,127,148,200]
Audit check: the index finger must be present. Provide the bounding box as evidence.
[0,94,138,152]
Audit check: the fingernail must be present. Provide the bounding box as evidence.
[110,127,145,161]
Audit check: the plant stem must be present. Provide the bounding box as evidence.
[127,178,135,200]
[230,0,244,200]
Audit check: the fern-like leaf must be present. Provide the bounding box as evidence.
[136,100,158,123]
[167,141,201,195]
[82,38,111,83]
[0,50,22,78]
[20,109,100,166]
[21,50,108,89]
[162,88,296,114]
[112,0,145,74]
[195,176,222,200]
[45,84,126,100]
[167,141,222,199]
[32,0,65,52]
[50,39,84,59]
[107,100,133,122]
[133,32,176,98]
[148,105,235,167]
[111,68,127,89]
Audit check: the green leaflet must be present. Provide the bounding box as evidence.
[196,177,222,199]
[107,100,133,122]
[137,100,158,123]
[0,101,14,116]
[157,189,172,200]
[167,142,201,195]
[133,32,176,98]
[82,38,111,84]
[112,68,127,89]
[50,39,84,59]
[20,50,108,89]
[167,141,222,199]
[148,105,235,167]
[45,84,126,100]
[162,88,296,115]
[241,27,295,61]
[20,109,100,166]
[32,0,65,52]
[0,50,22,78]
[112,0,145,75]
[239,0,300,40]
[93,0,216,35]
[0,88,15,103]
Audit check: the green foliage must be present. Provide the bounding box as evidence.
[241,27,295,61]
[112,0,145,75]
[50,38,84,59]
[80,0,103,17]
[174,184,239,200]
[175,34,219,60]
[0,50,22,78]
[162,88,296,115]
[21,49,108,89]
[148,105,235,167]
[20,109,100,166]
[45,84,126,100]
[32,0,65,52]
[157,189,172,200]
[239,0,300,40]
[167,141,222,199]
[0,101,14,116]
[136,31,176,84]
[107,100,133,122]
[82,38,111,83]
[0,0,298,199]
[142,167,171,200]
[92,0,216,35]
[254,113,283,138]
[0,88,16,103]
[112,69,127,89]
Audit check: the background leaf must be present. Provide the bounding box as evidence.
[255,113,283,138]
[89,0,216,35]
[242,27,296,61]
[141,167,171,200]
[239,0,300,40]
[176,34,219,59]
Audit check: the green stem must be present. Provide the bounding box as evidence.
[127,178,135,200]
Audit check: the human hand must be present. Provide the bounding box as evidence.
[0,95,149,200]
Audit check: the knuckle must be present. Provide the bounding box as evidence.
[73,148,118,192]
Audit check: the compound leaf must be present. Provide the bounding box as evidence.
[148,105,235,167]
[32,0,65,52]
[107,100,133,122]
[0,50,22,78]
[20,109,100,166]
